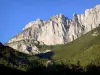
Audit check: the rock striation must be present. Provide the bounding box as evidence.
[6,4,100,54]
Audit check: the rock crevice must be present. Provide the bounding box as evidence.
[6,4,100,54]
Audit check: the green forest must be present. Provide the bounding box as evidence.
[0,26,100,75]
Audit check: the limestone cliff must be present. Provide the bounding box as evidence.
[6,4,100,54]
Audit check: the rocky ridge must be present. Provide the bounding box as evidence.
[6,4,100,54]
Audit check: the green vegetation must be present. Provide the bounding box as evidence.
[51,26,100,67]
[1,26,100,74]
[35,43,53,51]
[0,43,49,71]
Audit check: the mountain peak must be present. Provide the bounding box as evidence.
[73,13,77,16]
[7,4,100,54]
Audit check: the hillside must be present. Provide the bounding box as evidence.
[0,42,49,71]
[52,25,100,67]
[1,3,100,75]
[6,4,100,55]
[1,26,100,74]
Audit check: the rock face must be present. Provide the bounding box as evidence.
[6,4,100,54]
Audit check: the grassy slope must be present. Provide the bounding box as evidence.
[52,26,100,67]
[0,44,42,71]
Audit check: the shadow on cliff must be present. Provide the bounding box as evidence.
[34,51,54,60]
[1,42,100,75]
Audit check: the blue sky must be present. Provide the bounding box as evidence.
[0,0,100,44]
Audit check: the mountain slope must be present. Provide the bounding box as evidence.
[0,42,50,71]
[52,25,100,67]
[6,4,100,55]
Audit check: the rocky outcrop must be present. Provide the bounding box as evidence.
[6,4,100,54]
